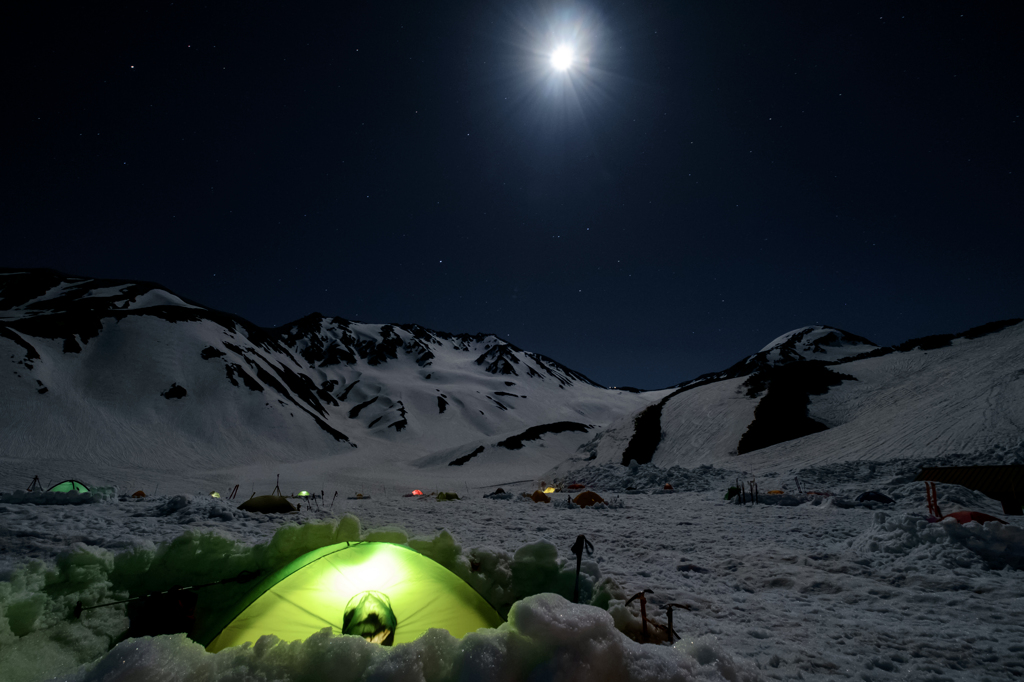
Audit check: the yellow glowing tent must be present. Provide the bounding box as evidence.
[202,542,503,652]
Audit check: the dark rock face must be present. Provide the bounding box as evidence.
[736,362,856,454]
[496,422,590,450]
[201,346,225,360]
[620,402,665,466]
[449,446,485,466]
[162,383,187,399]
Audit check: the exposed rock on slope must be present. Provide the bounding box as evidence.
[0,269,659,485]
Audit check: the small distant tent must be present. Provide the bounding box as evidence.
[530,490,551,503]
[856,491,894,504]
[573,491,605,508]
[915,465,1024,515]
[201,542,504,652]
[943,510,1007,526]
[47,480,89,493]
[131,490,147,498]
[237,495,297,514]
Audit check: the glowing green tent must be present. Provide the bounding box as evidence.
[203,542,504,652]
[47,480,89,493]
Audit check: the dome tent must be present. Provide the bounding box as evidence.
[47,480,89,493]
[201,542,504,652]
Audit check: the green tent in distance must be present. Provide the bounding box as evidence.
[47,480,89,493]
[201,542,503,652]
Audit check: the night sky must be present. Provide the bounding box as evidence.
[7,1,1022,389]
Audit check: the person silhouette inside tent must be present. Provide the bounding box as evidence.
[342,591,397,646]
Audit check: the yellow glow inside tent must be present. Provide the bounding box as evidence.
[210,491,221,498]
[298,491,310,497]
[204,542,503,652]
[543,487,556,494]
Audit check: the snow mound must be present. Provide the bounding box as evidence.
[0,488,117,506]
[63,594,758,682]
[847,511,1024,571]
[554,462,742,494]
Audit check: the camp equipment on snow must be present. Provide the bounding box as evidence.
[664,603,689,644]
[855,491,894,504]
[48,480,89,493]
[237,495,297,514]
[201,542,504,652]
[916,465,1024,515]
[767,489,784,495]
[625,590,654,640]
[211,492,221,498]
[348,493,371,500]
[297,491,311,498]
[572,491,605,508]
[530,490,551,503]
[436,492,459,501]
[943,510,1007,525]
[925,481,941,518]
[567,483,585,490]
[570,535,594,603]
[411,489,423,496]
[663,483,673,490]
[131,490,146,498]
[543,487,556,494]
[27,475,43,492]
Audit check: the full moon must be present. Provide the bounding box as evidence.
[551,45,574,71]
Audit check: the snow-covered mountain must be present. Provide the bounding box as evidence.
[0,269,664,491]
[555,318,1024,479]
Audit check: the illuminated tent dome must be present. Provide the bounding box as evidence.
[202,542,504,652]
[47,480,89,493]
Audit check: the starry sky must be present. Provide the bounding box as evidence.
[6,1,1022,389]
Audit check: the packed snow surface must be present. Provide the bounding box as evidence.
[2,448,1023,682]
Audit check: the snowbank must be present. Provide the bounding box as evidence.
[64,594,758,682]
[0,488,118,506]
[847,511,1024,570]
[1,515,682,682]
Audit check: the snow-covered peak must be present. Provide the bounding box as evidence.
[755,325,878,364]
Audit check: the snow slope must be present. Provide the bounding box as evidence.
[0,269,663,492]
[553,319,1024,479]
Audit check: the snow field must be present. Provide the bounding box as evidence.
[2,452,1024,681]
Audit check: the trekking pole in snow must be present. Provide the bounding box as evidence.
[664,603,689,643]
[273,474,281,497]
[625,590,654,641]
[331,491,338,511]
[926,481,941,518]
[570,535,594,603]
